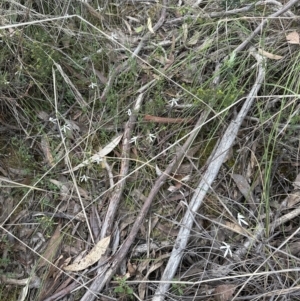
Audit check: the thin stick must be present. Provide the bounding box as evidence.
[100,93,144,239]
[152,48,265,301]
[233,0,299,54]
[80,110,210,301]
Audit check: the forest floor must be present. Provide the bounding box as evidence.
[1,0,300,300]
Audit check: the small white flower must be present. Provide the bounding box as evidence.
[110,33,118,40]
[237,213,249,227]
[147,133,156,143]
[130,136,138,145]
[61,123,71,133]
[127,109,132,116]
[49,117,58,124]
[89,82,97,89]
[93,156,103,164]
[220,242,232,258]
[79,175,90,182]
[168,98,179,107]
[96,6,104,12]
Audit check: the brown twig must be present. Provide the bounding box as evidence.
[166,0,296,25]
[233,0,299,54]
[144,114,194,124]
[80,110,209,301]
[43,281,79,301]
[100,93,144,239]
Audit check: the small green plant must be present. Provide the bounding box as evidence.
[36,216,55,237]
[39,195,53,212]
[11,137,32,162]
[0,257,11,269]
[114,276,134,300]
[171,279,186,296]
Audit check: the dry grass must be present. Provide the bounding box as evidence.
[0,0,300,300]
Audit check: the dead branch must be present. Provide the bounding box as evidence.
[43,282,79,301]
[166,0,297,25]
[144,114,194,124]
[100,93,144,239]
[234,0,299,53]
[152,47,265,301]
[80,111,210,301]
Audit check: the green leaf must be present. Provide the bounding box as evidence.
[134,26,144,33]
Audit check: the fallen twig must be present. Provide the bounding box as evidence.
[166,0,296,25]
[233,0,299,54]
[80,110,210,301]
[152,47,265,301]
[144,114,194,124]
[43,281,79,301]
[100,92,144,239]
[166,4,255,25]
